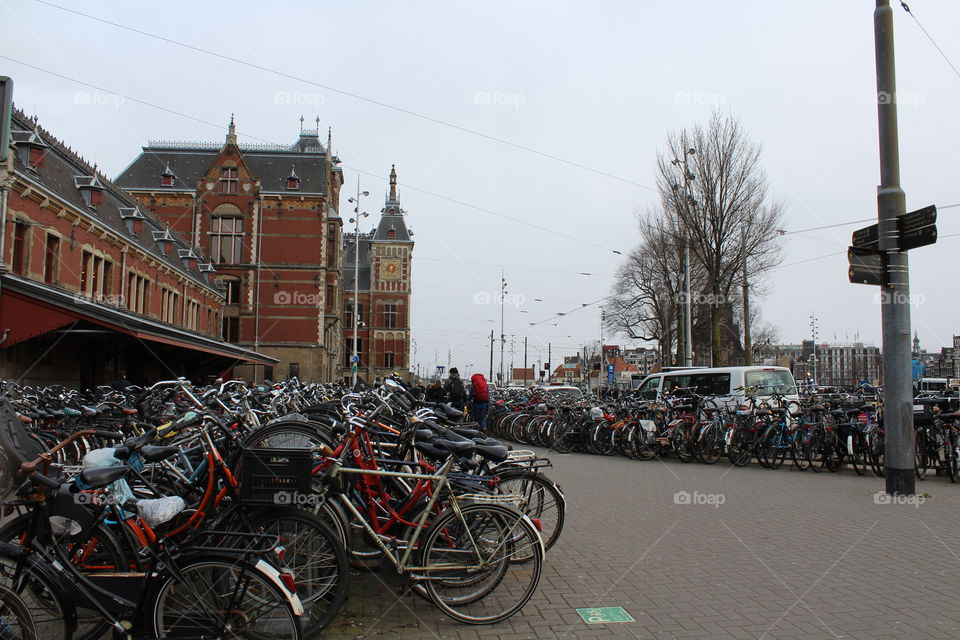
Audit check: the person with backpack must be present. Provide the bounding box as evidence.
[468,372,490,432]
[443,367,468,413]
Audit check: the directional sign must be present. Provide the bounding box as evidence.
[899,205,937,250]
[852,224,879,249]
[350,355,359,363]
[899,205,937,233]
[900,225,937,251]
[848,247,886,286]
[607,364,615,373]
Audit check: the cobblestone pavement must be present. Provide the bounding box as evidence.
[323,449,960,640]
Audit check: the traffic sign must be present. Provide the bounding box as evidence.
[852,224,879,249]
[350,365,357,372]
[607,372,615,384]
[436,365,445,373]
[607,364,615,373]
[350,355,359,363]
[848,247,886,286]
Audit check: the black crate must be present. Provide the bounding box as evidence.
[238,448,313,505]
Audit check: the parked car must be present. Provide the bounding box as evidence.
[634,366,799,406]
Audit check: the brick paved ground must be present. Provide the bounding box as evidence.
[323,449,960,640]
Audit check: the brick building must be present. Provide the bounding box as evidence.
[0,110,274,387]
[115,117,344,382]
[343,166,413,383]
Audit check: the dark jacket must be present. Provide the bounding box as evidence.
[443,374,468,405]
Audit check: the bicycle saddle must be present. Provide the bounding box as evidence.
[79,465,131,489]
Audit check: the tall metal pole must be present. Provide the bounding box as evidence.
[348,178,368,387]
[547,342,552,384]
[875,0,914,495]
[489,329,494,383]
[499,273,506,386]
[683,242,693,367]
[742,228,751,365]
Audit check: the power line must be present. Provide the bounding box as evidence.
[0,55,623,254]
[35,0,657,193]
[778,204,960,236]
[416,256,610,277]
[899,2,960,82]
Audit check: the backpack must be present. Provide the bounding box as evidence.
[471,374,489,403]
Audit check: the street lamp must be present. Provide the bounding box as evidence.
[347,181,369,387]
[670,145,696,368]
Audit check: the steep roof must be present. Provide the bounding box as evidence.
[9,110,217,292]
[114,130,329,195]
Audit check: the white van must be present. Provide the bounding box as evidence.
[634,366,798,406]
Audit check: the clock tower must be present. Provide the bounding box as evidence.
[342,165,414,382]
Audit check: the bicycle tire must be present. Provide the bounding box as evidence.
[420,502,543,624]
[245,508,349,638]
[151,556,302,639]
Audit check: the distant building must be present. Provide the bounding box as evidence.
[759,340,881,387]
[342,166,413,383]
[510,367,536,387]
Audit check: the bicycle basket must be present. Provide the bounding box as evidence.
[238,448,313,505]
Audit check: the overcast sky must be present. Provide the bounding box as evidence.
[4,0,960,380]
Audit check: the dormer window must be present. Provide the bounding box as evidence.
[286,166,301,190]
[152,229,176,256]
[13,129,48,171]
[74,176,105,209]
[28,147,45,169]
[160,163,175,187]
[387,225,397,239]
[120,208,147,235]
[220,166,238,194]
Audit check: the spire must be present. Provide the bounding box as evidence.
[226,113,237,145]
[388,164,397,202]
[299,115,304,132]
[326,126,332,156]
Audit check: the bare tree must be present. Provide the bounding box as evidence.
[656,111,784,365]
[605,208,707,364]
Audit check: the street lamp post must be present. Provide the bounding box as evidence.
[671,144,696,368]
[347,180,369,387]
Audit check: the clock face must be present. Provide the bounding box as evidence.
[382,259,401,281]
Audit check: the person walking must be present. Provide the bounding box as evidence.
[468,372,490,432]
[425,380,445,402]
[443,367,468,413]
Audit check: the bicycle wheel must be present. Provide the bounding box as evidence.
[697,423,723,465]
[0,583,38,640]
[915,429,927,480]
[0,544,73,640]
[550,424,577,454]
[791,428,811,471]
[420,502,543,624]
[496,471,565,552]
[807,428,823,473]
[246,509,348,638]
[850,432,867,476]
[152,557,302,640]
[0,516,127,640]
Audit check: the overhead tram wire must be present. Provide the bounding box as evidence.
[777,205,959,236]
[899,2,960,82]
[0,55,625,255]
[35,0,657,195]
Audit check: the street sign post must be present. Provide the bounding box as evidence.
[848,205,936,287]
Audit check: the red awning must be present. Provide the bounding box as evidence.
[125,329,276,365]
[0,291,79,346]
